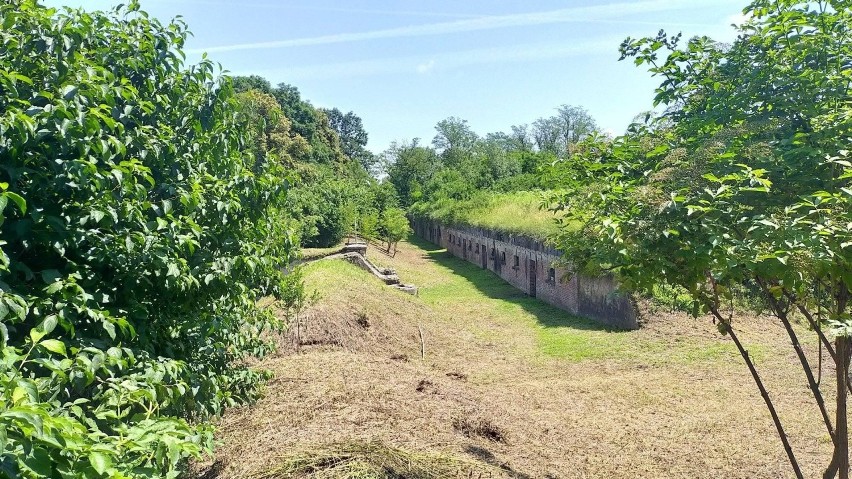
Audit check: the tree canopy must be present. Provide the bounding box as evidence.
[546,1,852,476]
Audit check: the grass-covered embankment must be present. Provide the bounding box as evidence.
[408,190,560,240]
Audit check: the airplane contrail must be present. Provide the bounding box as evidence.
[186,0,726,54]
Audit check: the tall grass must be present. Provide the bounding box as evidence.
[410,190,559,240]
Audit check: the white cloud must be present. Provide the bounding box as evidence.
[416,60,436,74]
[243,38,619,81]
[187,0,725,54]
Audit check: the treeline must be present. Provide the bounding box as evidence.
[386,106,599,232]
[230,76,407,251]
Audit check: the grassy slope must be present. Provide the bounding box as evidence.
[199,237,831,478]
[410,190,560,240]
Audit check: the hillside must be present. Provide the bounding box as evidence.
[194,237,831,478]
[409,191,561,240]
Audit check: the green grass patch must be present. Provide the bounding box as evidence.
[399,236,750,365]
[410,190,562,240]
[302,236,757,367]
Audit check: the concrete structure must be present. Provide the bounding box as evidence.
[411,219,637,330]
[306,242,418,295]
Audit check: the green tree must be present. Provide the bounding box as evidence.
[323,107,375,172]
[380,208,410,256]
[271,83,347,166]
[286,170,354,248]
[232,74,273,95]
[555,104,598,152]
[547,1,852,477]
[384,139,441,207]
[236,89,310,167]
[432,117,479,168]
[0,2,297,477]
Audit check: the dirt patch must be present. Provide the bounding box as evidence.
[446,371,468,381]
[415,379,438,394]
[453,416,508,443]
[355,311,370,329]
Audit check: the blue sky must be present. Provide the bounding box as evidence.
[43,0,748,152]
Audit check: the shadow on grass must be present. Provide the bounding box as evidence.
[405,234,626,334]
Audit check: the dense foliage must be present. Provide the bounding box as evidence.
[545,1,852,476]
[387,110,590,237]
[230,75,406,250]
[0,2,300,477]
[232,76,347,166]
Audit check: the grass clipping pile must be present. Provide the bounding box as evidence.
[251,441,501,478]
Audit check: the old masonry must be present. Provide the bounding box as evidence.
[411,219,638,330]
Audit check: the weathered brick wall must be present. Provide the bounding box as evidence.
[411,219,638,330]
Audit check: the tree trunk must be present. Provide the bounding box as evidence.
[757,280,836,442]
[830,336,850,479]
[828,284,851,479]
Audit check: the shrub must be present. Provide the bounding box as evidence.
[0,1,296,477]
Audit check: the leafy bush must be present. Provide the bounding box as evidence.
[0,2,296,477]
[286,171,354,248]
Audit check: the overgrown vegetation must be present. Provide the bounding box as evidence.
[385,108,597,239]
[0,1,313,477]
[231,76,407,250]
[409,190,559,240]
[545,1,852,477]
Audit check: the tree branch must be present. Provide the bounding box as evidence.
[757,277,836,443]
[708,305,804,479]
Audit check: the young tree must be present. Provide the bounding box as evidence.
[547,1,852,477]
[380,208,410,256]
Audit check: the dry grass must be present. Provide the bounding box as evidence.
[193,237,836,479]
[249,440,503,479]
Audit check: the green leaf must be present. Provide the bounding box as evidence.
[167,263,180,277]
[61,84,78,100]
[40,315,58,334]
[11,387,28,404]
[89,451,111,475]
[41,269,61,284]
[39,339,67,357]
[30,328,46,344]
[46,281,63,295]
[21,446,52,477]
[3,192,25,214]
[102,321,116,340]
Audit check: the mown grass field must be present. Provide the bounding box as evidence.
[196,237,832,478]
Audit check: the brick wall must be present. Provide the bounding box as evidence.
[411,219,638,330]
